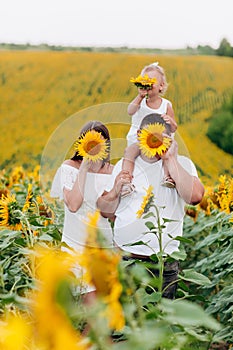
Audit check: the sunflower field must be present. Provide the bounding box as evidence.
[0,51,233,183]
[0,51,233,349]
[0,165,232,349]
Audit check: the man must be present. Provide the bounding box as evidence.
[97,113,204,299]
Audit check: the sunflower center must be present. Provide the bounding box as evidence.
[147,133,163,148]
[85,141,101,155]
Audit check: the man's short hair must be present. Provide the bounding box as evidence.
[139,113,171,134]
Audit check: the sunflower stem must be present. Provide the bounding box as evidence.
[154,205,164,295]
[15,209,34,248]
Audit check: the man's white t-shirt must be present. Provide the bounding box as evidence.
[106,156,197,256]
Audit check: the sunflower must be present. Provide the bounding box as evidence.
[0,315,31,350]
[216,175,233,214]
[31,247,88,350]
[130,74,157,90]
[136,185,154,218]
[138,123,171,158]
[23,183,34,212]
[80,211,125,330]
[185,205,199,222]
[28,164,40,182]
[10,166,25,185]
[0,194,22,230]
[36,195,54,226]
[0,186,9,198]
[73,130,109,162]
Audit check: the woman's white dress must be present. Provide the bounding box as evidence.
[50,163,114,292]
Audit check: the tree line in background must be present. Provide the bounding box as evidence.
[207,95,233,155]
[0,38,233,57]
[192,38,233,57]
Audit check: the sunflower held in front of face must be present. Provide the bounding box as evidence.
[138,123,171,158]
[73,130,109,162]
[130,74,157,90]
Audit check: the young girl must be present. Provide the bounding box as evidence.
[121,62,177,197]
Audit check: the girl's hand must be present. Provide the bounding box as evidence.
[138,88,148,98]
[161,113,177,133]
[114,170,132,196]
[161,113,173,124]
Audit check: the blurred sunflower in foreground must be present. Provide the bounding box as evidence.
[0,247,91,350]
[79,210,125,331]
[73,130,109,162]
[138,123,171,158]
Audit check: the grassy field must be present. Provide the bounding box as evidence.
[0,50,232,185]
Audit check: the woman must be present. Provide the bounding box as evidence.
[50,120,114,296]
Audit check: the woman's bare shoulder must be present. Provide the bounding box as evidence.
[63,159,81,169]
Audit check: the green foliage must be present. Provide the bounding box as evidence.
[196,44,216,55]
[0,174,62,313]
[182,210,233,344]
[0,171,224,349]
[0,229,32,312]
[216,38,233,57]
[207,97,233,154]
[1,168,231,348]
[115,258,220,349]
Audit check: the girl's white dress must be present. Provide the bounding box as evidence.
[126,97,172,145]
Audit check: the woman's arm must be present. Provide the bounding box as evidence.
[63,161,89,213]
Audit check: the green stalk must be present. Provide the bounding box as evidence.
[15,209,34,248]
[154,205,164,295]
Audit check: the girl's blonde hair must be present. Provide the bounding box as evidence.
[141,63,168,96]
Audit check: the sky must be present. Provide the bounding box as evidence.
[1,0,232,49]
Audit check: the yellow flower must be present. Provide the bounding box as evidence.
[0,186,9,198]
[0,240,90,350]
[104,292,125,330]
[31,246,88,349]
[80,211,125,330]
[0,315,31,350]
[10,166,25,186]
[199,176,233,220]
[216,175,233,214]
[185,205,199,222]
[36,195,54,225]
[74,130,109,162]
[130,74,157,89]
[0,194,22,230]
[23,183,34,211]
[138,123,171,158]
[136,185,154,218]
[28,164,40,182]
